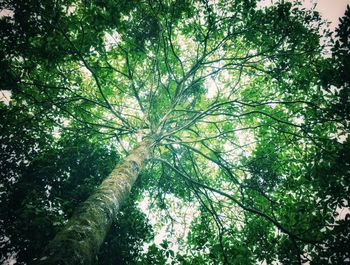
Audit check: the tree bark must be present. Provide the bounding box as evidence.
[34,138,153,265]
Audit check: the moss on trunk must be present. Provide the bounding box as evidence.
[34,139,152,265]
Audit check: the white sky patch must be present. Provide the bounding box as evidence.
[121,139,130,150]
[302,0,350,29]
[335,202,350,221]
[121,96,144,119]
[235,130,256,157]
[174,29,197,66]
[67,5,76,16]
[206,160,219,171]
[172,143,180,149]
[257,0,349,30]
[337,133,348,144]
[1,253,17,265]
[63,119,70,127]
[52,127,60,139]
[104,30,121,51]
[293,115,305,126]
[79,66,92,80]
[334,125,349,143]
[138,192,199,255]
[0,9,14,18]
[0,90,12,105]
[204,64,234,99]
[205,78,218,99]
[187,96,194,103]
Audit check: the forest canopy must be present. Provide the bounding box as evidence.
[0,0,349,264]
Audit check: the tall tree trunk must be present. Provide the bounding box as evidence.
[35,138,153,265]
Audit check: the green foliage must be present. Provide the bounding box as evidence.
[98,196,154,265]
[1,0,349,264]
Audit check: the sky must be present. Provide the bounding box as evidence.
[308,0,350,29]
[257,0,349,29]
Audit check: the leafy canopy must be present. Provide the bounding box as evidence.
[1,0,349,264]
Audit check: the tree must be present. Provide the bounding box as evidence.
[1,0,349,264]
